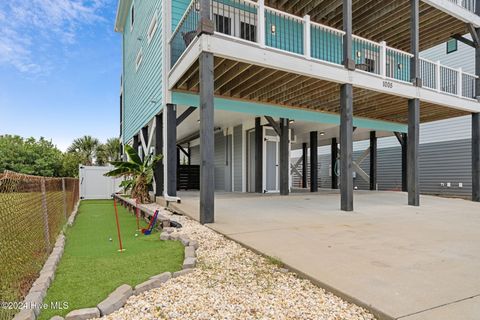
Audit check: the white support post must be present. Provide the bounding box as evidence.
[257,0,265,48]
[303,15,311,59]
[379,41,387,78]
[458,67,463,96]
[436,60,441,92]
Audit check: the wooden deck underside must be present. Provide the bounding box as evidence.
[173,57,469,124]
[264,0,468,51]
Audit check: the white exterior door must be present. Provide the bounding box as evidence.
[79,165,122,200]
[263,128,279,193]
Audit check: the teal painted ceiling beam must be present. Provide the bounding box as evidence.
[171,92,408,133]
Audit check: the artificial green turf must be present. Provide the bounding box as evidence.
[38,200,184,319]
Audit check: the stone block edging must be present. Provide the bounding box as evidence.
[13,201,80,320]
[47,204,198,320]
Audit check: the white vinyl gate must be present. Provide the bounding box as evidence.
[79,165,122,199]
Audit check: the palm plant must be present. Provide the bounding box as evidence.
[103,138,121,162]
[67,135,100,166]
[105,144,162,203]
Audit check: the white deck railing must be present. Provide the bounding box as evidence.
[447,0,476,12]
[170,0,478,100]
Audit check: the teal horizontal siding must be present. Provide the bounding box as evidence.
[172,0,191,31]
[172,92,408,133]
[123,0,164,143]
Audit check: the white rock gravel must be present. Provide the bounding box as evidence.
[95,205,375,320]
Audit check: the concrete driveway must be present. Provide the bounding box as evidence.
[169,190,480,320]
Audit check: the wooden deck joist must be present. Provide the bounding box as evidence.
[264,0,468,51]
[173,57,469,124]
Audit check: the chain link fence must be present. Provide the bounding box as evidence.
[0,171,79,319]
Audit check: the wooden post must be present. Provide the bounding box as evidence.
[279,118,289,195]
[473,113,480,202]
[343,0,355,70]
[257,0,265,47]
[199,51,215,224]
[410,0,421,86]
[255,117,263,193]
[402,133,408,192]
[310,131,318,192]
[331,138,338,189]
[370,131,377,191]
[155,113,164,197]
[62,178,67,220]
[166,104,177,197]
[408,99,420,206]
[340,84,354,211]
[302,143,308,188]
[40,178,51,251]
[133,134,139,156]
[379,41,387,78]
[304,15,311,59]
[141,126,149,160]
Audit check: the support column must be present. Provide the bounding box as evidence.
[407,99,420,206]
[155,113,164,197]
[255,117,263,193]
[199,51,215,224]
[473,113,480,201]
[166,104,177,197]
[279,118,289,195]
[310,131,318,192]
[370,131,377,191]
[141,126,149,160]
[133,134,139,155]
[343,0,355,70]
[331,138,338,189]
[476,27,480,98]
[410,0,421,86]
[340,84,353,211]
[302,143,308,188]
[401,133,408,192]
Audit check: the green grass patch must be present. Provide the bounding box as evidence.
[39,200,184,319]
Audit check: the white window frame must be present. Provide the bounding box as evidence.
[147,10,159,44]
[135,47,143,72]
[130,2,135,31]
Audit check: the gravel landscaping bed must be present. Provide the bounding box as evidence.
[96,204,375,320]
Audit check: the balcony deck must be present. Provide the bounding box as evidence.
[168,0,480,125]
[172,54,469,124]
[264,0,477,51]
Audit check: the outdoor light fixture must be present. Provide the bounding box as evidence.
[398,63,403,70]
[356,51,362,58]
[271,24,276,35]
[289,119,295,124]
[319,131,325,136]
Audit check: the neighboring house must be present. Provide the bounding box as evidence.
[115,0,480,222]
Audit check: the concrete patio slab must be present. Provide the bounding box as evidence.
[168,190,480,320]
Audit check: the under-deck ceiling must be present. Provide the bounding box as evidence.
[264,0,468,51]
[173,57,469,124]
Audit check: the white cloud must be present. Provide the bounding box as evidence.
[0,0,109,74]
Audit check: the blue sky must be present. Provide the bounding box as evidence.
[0,0,121,151]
